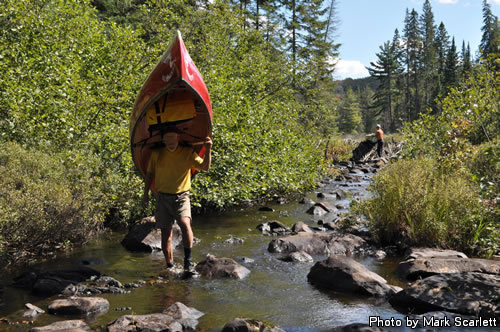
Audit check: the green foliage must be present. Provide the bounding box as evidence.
[353,158,496,255]
[0,142,107,261]
[337,88,361,134]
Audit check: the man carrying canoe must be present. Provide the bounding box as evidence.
[142,132,212,273]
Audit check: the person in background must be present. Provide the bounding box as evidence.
[142,131,212,274]
[375,124,384,158]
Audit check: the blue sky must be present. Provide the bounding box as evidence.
[334,0,500,80]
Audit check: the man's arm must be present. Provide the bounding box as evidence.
[142,171,154,210]
[200,137,212,171]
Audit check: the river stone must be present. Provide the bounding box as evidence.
[196,254,250,279]
[307,255,401,298]
[225,236,244,244]
[32,320,90,332]
[13,267,101,297]
[397,257,500,281]
[317,192,336,200]
[299,197,315,205]
[256,221,292,236]
[279,251,314,263]
[22,303,44,318]
[107,302,203,332]
[404,248,468,260]
[331,323,390,331]
[268,232,370,256]
[47,296,109,315]
[292,221,313,233]
[121,217,182,252]
[222,318,286,332]
[389,272,500,317]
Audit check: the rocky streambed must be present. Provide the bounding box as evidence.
[0,160,498,331]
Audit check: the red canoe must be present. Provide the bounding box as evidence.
[130,30,213,180]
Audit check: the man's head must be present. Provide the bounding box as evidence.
[376,124,381,129]
[165,132,179,152]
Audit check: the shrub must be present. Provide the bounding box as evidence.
[353,158,496,255]
[0,142,109,263]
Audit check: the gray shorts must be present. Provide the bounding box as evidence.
[155,191,191,229]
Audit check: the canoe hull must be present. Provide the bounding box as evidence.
[130,31,212,180]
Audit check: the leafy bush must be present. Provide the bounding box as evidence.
[353,158,496,255]
[0,142,111,263]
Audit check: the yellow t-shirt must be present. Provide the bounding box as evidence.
[147,146,203,194]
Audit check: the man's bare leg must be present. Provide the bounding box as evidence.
[161,226,174,267]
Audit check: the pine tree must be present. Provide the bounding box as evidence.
[368,40,402,131]
[479,0,500,60]
[444,37,459,89]
[435,22,450,102]
[403,8,422,121]
[461,41,472,78]
[420,0,437,111]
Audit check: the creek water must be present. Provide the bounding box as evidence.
[1,171,416,331]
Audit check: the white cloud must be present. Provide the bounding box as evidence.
[333,59,369,80]
[438,0,458,4]
[487,0,500,4]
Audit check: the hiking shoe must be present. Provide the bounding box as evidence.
[183,260,197,274]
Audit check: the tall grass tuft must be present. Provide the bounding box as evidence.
[353,158,495,255]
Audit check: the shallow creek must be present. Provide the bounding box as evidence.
[1,171,417,331]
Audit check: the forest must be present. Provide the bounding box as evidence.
[0,0,498,264]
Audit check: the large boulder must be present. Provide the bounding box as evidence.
[12,267,100,297]
[268,232,370,256]
[32,320,90,332]
[47,296,109,316]
[196,254,250,279]
[107,302,203,332]
[397,257,500,281]
[222,318,286,332]
[307,255,401,298]
[121,217,182,252]
[389,272,500,317]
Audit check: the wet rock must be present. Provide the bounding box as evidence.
[115,307,132,311]
[123,283,142,289]
[259,206,274,212]
[94,275,123,288]
[318,220,337,230]
[331,323,390,331]
[222,318,286,332]
[404,248,468,260]
[47,296,109,316]
[13,267,100,297]
[256,221,292,236]
[107,302,203,332]
[306,202,337,216]
[292,221,313,233]
[397,257,500,281]
[22,303,44,319]
[31,320,90,332]
[279,251,314,263]
[239,257,255,264]
[307,255,401,298]
[336,203,346,210]
[389,272,500,317]
[225,236,244,244]
[373,250,387,260]
[121,217,182,252]
[268,232,370,256]
[196,254,250,279]
[299,197,315,205]
[317,192,336,200]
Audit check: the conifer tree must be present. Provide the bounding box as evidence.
[338,87,361,134]
[403,8,422,121]
[435,22,450,102]
[461,41,472,78]
[444,37,459,89]
[420,0,437,111]
[479,0,499,60]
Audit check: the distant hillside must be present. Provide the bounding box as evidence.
[335,76,378,96]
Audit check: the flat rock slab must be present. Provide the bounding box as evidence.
[389,272,500,317]
[107,302,203,332]
[307,255,401,298]
[222,318,286,332]
[121,217,182,252]
[48,296,109,316]
[268,232,370,256]
[397,257,500,281]
[196,254,250,279]
[404,248,468,260]
[32,320,90,331]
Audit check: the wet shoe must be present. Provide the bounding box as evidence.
[183,260,197,275]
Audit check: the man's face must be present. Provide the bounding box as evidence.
[165,133,179,152]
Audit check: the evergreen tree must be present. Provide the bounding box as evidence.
[338,88,361,134]
[435,22,450,102]
[461,41,472,78]
[368,40,402,131]
[359,87,375,133]
[479,0,499,60]
[444,37,459,89]
[403,8,422,121]
[420,0,437,111]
